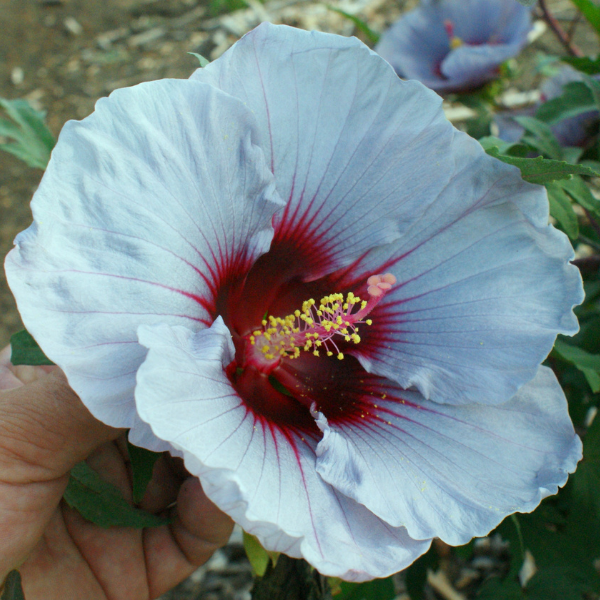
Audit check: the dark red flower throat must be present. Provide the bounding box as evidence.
[217,243,396,435]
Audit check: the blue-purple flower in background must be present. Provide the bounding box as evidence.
[375,0,532,94]
[5,23,582,581]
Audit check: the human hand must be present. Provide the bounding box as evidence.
[0,346,234,599]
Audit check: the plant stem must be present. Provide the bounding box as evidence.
[538,0,584,57]
[572,254,600,274]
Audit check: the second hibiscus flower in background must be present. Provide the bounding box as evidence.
[375,0,532,94]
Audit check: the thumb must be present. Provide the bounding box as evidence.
[0,369,121,483]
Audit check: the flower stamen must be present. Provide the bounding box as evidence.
[444,19,463,49]
[246,273,396,372]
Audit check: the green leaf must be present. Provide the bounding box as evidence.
[562,56,600,75]
[545,183,579,239]
[0,98,55,169]
[514,116,563,159]
[558,175,600,220]
[477,576,524,599]
[10,329,54,366]
[570,415,600,514]
[64,462,169,528]
[478,136,529,157]
[1,571,25,600]
[325,6,379,45]
[553,338,600,392]
[562,146,584,165]
[569,0,600,36]
[580,73,600,112]
[127,438,162,504]
[517,505,600,596]
[188,52,210,67]
[536,82,597,125]
[485,148,600,184]
[336,578,395,600]
[243,531,278,577]
[526,568,591,600]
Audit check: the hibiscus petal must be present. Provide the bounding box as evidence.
[352,143,583,405]
[5,79,283,431]
[192,23,463,278]
[315,366,582,545]
[135,319,431,581]
[440,44,524,90]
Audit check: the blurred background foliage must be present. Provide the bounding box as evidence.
[2,1,600,599]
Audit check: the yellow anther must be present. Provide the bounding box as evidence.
[247,274,391,365]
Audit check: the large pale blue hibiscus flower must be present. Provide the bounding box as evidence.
[375,0,532,94]
[5,23,582,581]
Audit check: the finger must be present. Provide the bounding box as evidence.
[0,345,55,388]
[0,369,121,483]
[0,346,23,391]
[143,478,234,598]
[11,364,57,385]
[139,455,182,514]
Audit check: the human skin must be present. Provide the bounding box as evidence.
[0,346,234,600]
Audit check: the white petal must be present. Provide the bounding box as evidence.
[192,23,465,278]
[315,366,582,545]
[5,79,282,432]
[352,143,583,405]
[135,321,430,580]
